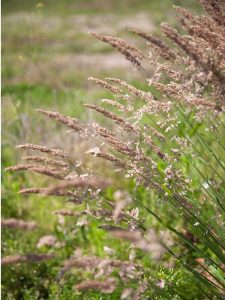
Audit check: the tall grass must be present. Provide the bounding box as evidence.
[4,0,225,298]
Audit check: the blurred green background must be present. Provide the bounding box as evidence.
[2,1,202,299]
[2,0,201,163]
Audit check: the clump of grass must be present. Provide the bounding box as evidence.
[5,0,225,299]
[2,253,56,266]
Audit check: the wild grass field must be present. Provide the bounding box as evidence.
[2,0,225,299]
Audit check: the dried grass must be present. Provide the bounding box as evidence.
[6,1,225,298]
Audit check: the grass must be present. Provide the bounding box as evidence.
[2,0,219,299]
